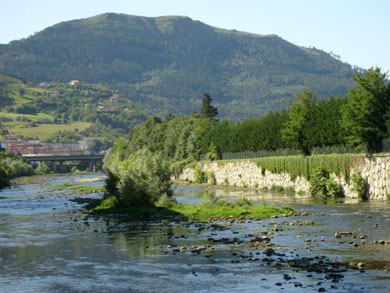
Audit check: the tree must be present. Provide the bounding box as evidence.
[342,67,390,153]
[89,139,103,153]
[201,93,218,119]
[281,89,318,155]
[205,142,219,160]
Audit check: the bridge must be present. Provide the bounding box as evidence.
[24,154,104,162]
[23,154,105,171]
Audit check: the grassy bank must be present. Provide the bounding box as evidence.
[47,183,105,194]
[7,121,93,139]
[211,153,364,181]
[88,195,294,222]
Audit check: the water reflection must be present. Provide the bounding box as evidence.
[1,176,390,292]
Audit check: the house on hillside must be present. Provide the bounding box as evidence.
[3,134,18,142]
[109,95,120,103]
[39,82,50,88]
[69,80,80,86]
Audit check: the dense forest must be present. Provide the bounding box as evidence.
[106,67,390,167]
[0,13,356,120]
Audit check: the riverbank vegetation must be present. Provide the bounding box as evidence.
[109,68,389,173]
[251,153,360,181]
[0,151,33,188]
[103,149,172,207]
[47,183,105,194]
[0,151,102,190]
[89,191,294,222]
[100,67,389,205]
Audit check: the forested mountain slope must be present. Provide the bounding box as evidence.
[0,13,356,119]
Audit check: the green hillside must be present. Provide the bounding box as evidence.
[0,13,356,119]
[0,72,149,141]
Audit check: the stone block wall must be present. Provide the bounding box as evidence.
[178,155,390,200]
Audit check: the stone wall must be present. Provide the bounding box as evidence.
[178,154,390,200]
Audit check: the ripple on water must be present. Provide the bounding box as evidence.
[1,178,390,292]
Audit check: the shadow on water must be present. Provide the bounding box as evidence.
[76,197,188,222]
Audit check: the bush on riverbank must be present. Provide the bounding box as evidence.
[0,152,33,189]
[350,172,368,199]
[88,194,294,222]
[35,162,50,174]
[309,168,343,198]
[103,149,172,207]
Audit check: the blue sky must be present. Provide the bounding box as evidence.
[1,0,389,72]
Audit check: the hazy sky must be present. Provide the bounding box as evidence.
[1,0,389,72]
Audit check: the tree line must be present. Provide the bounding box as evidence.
[102,67,389,208]
[110,67,389,165]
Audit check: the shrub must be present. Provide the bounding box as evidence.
[170,157,193,179]
[94,195,118,210]
[326,178,343,198]
[223,177,229,186]
[111,150,172,207]
[309,167,343,198]
[285,186,296,196]
[309,168,329,197]
[156,193,177,208]
[194,164,207,183]
[350,172,367,199]
[35,162,51,174]
[0,152,34,189]
[104,168,120,196]
[205,142,219,161]
[261,186,269,192]
[71,166,81,174]
[0,152,33,179]
[254,182,259,188]
[201,188,217,207]
[236,198,252,207]
[297,190,305,196]
[0,168,10,189]
[271,185,284,193]
[208,172,217,185]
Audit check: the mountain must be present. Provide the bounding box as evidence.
[0,13,356,119]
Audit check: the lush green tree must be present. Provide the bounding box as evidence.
[205,142,219,160]
[315,97,347,147]
[201,93,218,119]
[281,89,319,155]
[105,149,172,207]
[89,139,103,153]
[0,168,10,189]
[35,162,50,174]
[0,152,33,189]
[342,67,390,152]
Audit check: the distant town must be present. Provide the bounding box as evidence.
[0,134,107,156]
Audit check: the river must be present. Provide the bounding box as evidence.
[1,173,390,292]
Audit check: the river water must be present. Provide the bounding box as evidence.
[1,173,390,292]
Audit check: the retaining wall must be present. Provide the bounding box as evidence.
[178,155,390,200]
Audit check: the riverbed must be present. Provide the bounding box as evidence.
[1,173,390,292]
